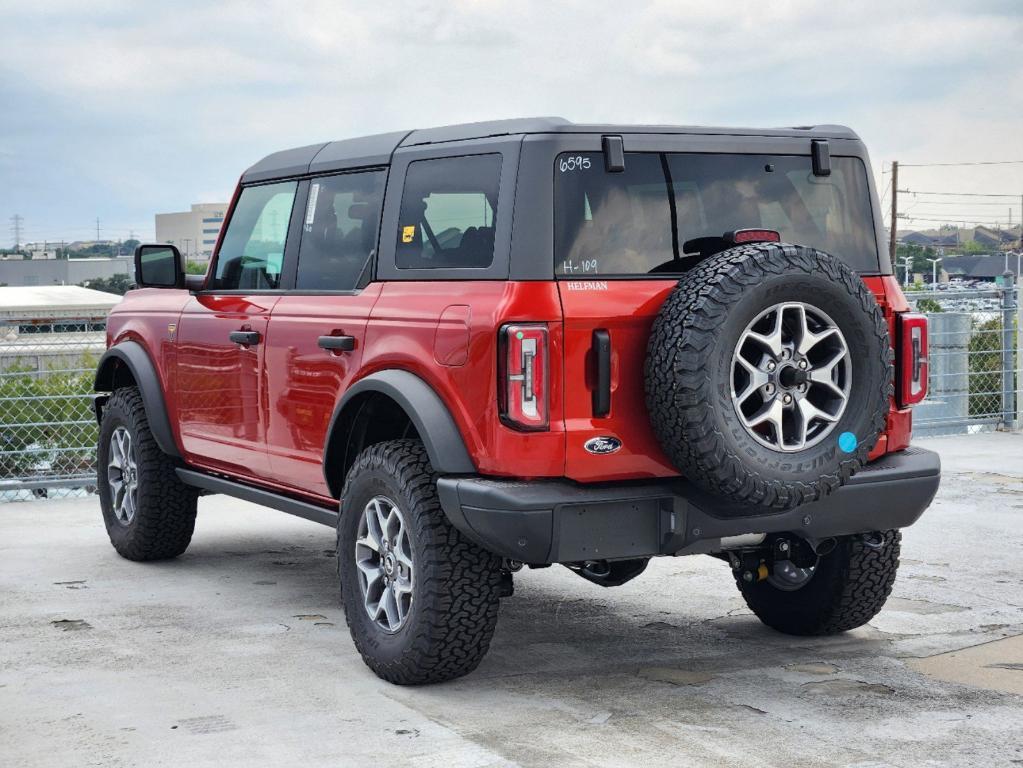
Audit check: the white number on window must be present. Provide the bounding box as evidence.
[559,156,592,173]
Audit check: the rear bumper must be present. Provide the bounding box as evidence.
[437,446,940,563]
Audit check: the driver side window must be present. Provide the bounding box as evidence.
[212,181,297,290]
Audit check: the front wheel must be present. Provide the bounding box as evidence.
[736,530,901,635]
[337,439,503,685]
[97,387,198,561]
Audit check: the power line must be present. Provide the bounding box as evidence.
[897,215,1019,225]
[896,200,1021,207]
[903,210,1019,220]
[899,189,1019,198]
[897,160,1023,167]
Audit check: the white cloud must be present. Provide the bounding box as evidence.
[0,0,1020,238]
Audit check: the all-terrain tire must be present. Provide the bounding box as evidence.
[646,243,892,511]
[337,439,502,685]
[97,387,198,560]
[737,530,901,635]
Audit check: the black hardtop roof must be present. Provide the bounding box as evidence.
[241,117,860,182]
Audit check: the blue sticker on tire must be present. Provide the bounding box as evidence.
[838,432,857,453]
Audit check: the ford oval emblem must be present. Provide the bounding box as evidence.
[584,436,622,455]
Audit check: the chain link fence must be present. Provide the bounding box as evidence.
[0,282,1019,501]
[0,315,105,501]
[906,278,1019,436]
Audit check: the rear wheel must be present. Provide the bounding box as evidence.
[736,530,901,635]
[337,439,503,685]
[97,387,198,561]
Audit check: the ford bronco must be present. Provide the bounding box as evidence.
[92,118,940,684]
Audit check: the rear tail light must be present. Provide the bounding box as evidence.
[897,313,929,407]
[499,323,549,431]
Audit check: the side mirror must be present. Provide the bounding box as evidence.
[134,244,184,289]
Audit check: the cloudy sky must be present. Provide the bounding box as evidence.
[1,0,1021,245]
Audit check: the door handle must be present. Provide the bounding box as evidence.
[229,330,261,346]
[317,335,356,352]
[592,329,611,417]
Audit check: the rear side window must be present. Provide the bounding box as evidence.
[395,154,502,270]
[297,170,385,291]
[213,181,297,290]
[554,152,877,276]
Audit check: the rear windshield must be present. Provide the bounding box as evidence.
[554,152,877,277]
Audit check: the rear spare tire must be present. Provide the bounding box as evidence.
[646,243,892,510]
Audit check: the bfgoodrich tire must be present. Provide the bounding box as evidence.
[337,439,503,685]
[737,530,901,635]
[97,387,198,561]
[646,243,892,511]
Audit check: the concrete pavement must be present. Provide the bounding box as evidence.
[1,434,1022,767]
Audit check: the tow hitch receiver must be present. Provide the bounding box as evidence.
[729,536,818,585]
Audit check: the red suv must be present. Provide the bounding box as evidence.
[93,118,939,684]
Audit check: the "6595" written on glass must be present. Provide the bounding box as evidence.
[559,156,592,172]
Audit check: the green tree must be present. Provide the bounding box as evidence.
[185,261,208,275]
[895,243,937,277]
[79,274,134,295]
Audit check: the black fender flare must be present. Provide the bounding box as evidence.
[93,340,181,458]
[323,369,475,495]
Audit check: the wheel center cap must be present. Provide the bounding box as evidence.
[778,364,809,389]
[383,553,396,575]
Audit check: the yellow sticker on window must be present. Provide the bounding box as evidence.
[401,225,416,243]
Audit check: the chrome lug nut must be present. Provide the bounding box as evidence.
[783,394,792,404]
[798,359,808,369]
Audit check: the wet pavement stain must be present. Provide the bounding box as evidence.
[785,662,839,675]
[174,715,238,735]
[800,679,894,695]
[886,597,969,615]
[638,667,717,686]
[51,619,91,632]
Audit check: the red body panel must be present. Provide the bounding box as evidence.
[364,282,566,479]
[175,294,279,477]
[263,286,382,497]
[558,280,679,481]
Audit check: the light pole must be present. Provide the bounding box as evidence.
[927,257,942,287]
[901,256,913,287]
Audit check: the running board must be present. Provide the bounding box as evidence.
[175,468,339,528]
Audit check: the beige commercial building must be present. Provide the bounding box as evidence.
[155,202,229,262]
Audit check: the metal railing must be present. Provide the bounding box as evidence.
[0,315,105,501]
[905,276,1019,435]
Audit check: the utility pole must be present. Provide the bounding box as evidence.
[888,161,899,262]
[95,218,101,242]
[10,214,24,250]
